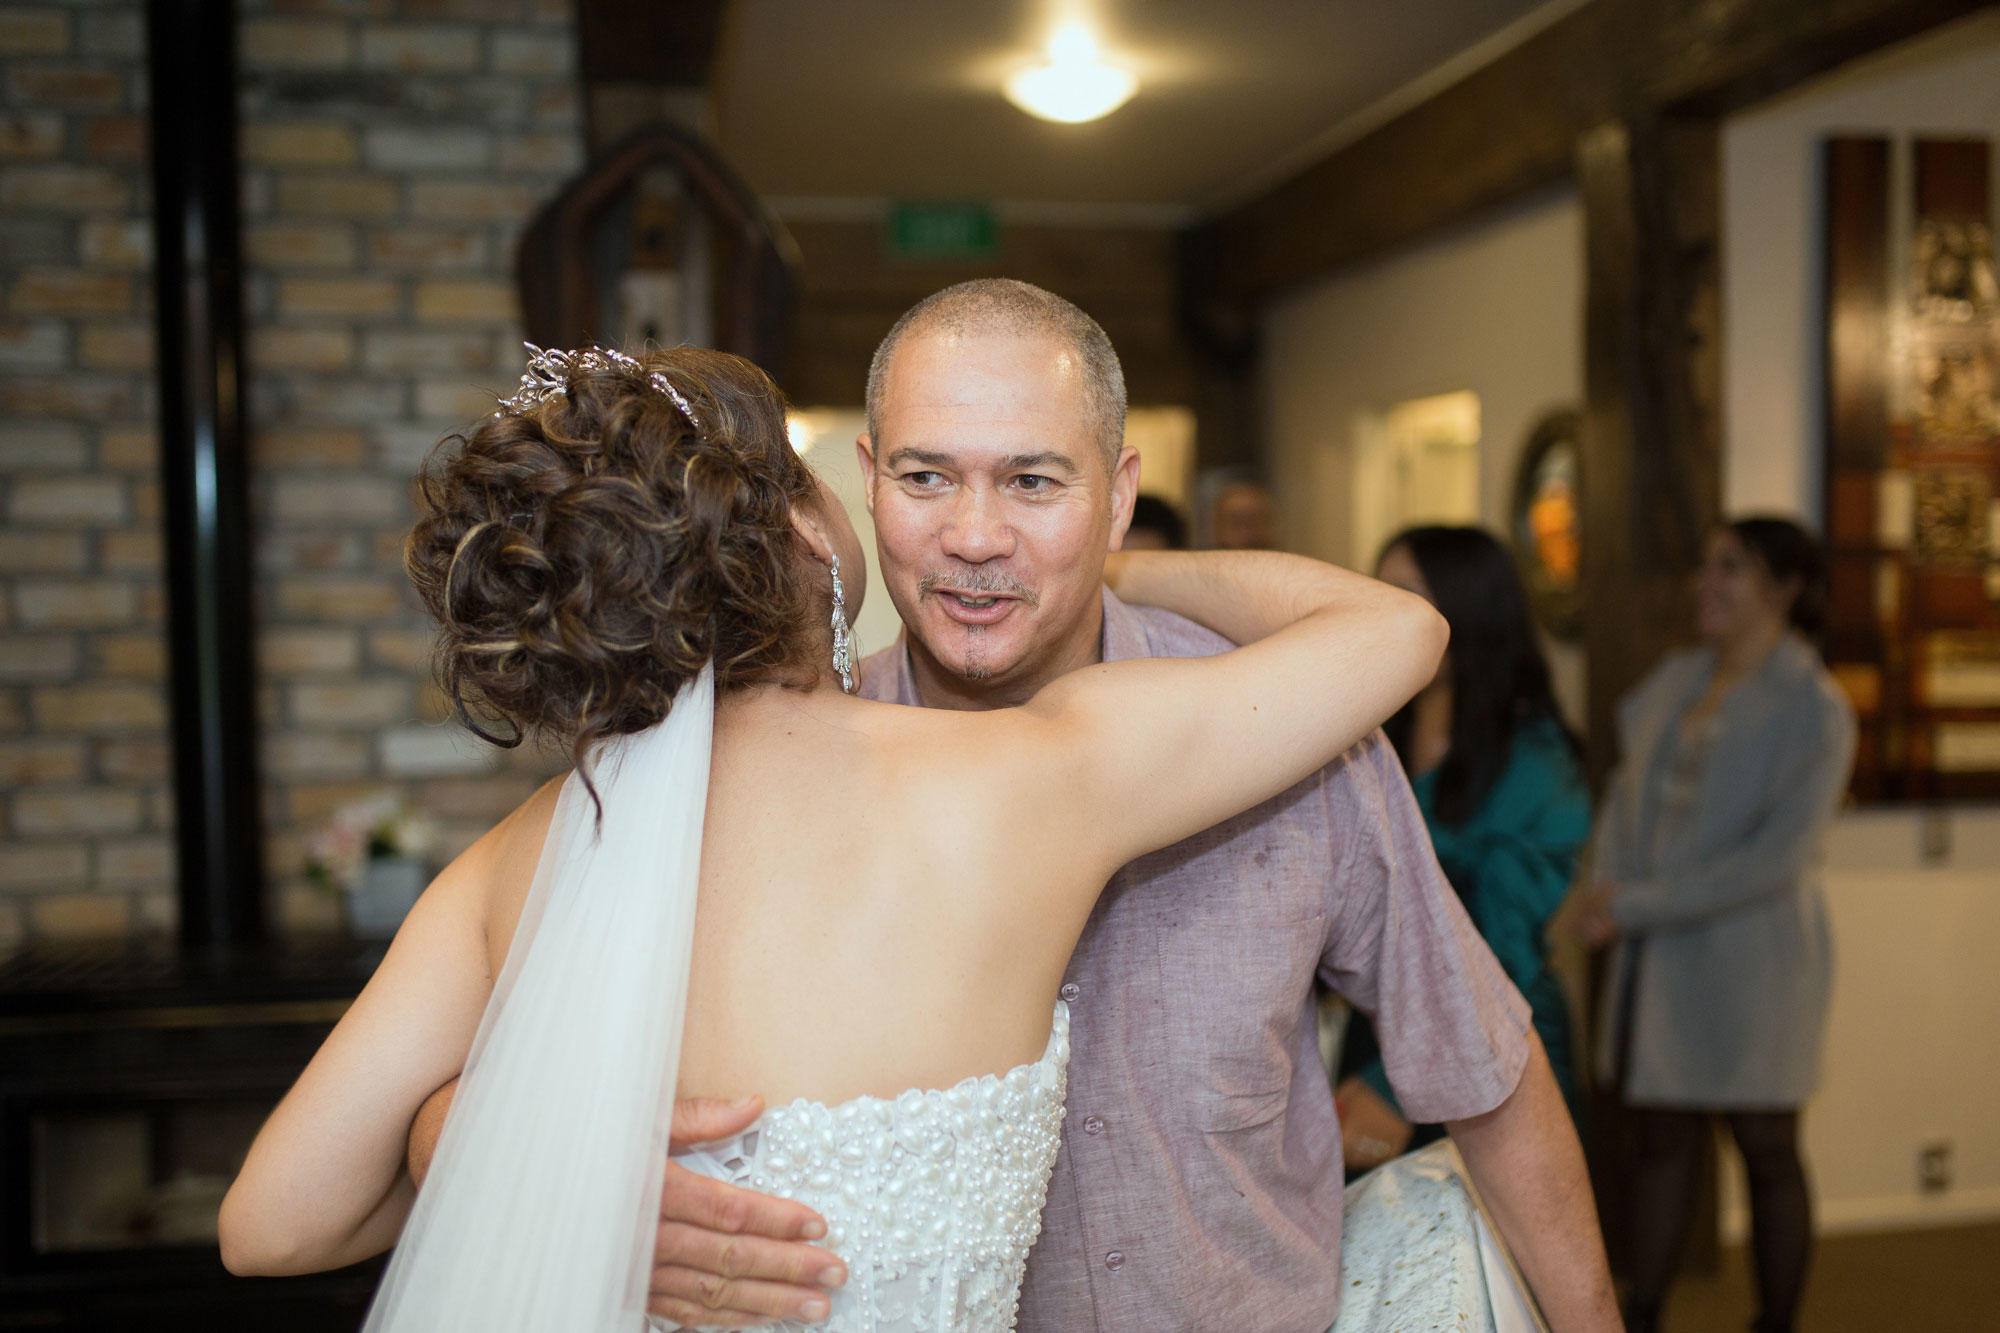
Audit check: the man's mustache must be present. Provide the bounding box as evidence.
[917,569,1041,607]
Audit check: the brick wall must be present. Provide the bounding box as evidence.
[0,0,583,945]
[0,0,169,946]
[238,0,580,932]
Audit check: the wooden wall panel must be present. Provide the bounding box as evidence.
[1822,137,1893,794]
[1822,134,2000,802]
[1826,138,1893,473]
[1916,137,1991,216]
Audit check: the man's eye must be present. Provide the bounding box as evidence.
[1014,475,1056,492]
[904,471,944,487]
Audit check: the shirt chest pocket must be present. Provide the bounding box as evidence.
[1153,912,1326,1132]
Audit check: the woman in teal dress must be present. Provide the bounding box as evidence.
[1335,525,1590,1170]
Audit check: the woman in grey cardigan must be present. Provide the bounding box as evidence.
[1577,517,1855,1333]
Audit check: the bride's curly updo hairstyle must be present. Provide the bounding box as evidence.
[405,346,825,784]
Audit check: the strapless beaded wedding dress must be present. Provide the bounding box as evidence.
[658,1004,1070,1333]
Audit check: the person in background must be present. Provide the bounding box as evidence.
[1336,526,1591,1171]
[1208,477,1274,549]
[1121,494,1188,550]
[1576,516,1856,1333]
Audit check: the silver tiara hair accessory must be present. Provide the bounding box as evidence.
[494,343,702,430]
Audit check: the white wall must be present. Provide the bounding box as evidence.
[1720,10,2000,1236]
[1262,186,1585,565]
[1259,185,1587,728]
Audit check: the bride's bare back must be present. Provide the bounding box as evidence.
[468,675,1188,1119]
[470,686,1107,1115]
[681,689,1091,1106]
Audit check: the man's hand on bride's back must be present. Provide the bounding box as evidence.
[406,1086,845,1325]
[652,1095,845,1326]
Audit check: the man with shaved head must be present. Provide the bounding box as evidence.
[408,281,1619,1330]
[856,279,1138,706]
[867,278,1129,468]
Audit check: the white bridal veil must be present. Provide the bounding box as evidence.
[362,665,716,1333]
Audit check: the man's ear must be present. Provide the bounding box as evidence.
[856,433,878,517]
[1106,444,1141,550]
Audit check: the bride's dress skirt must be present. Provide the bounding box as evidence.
[1332,1140,1546,1333]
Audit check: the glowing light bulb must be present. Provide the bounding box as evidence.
[1004,22,1137,124]
[786,415,813,453]
[1047,22,1097,64]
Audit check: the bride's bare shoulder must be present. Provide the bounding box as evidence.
[415,774,566,975]
[854,692,1038,747]
[852,695,1078,815]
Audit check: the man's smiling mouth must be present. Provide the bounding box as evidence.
[925,585,1031,626]
[916,573,1039,624]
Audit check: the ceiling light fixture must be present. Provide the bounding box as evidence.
[1004,22,1137,125]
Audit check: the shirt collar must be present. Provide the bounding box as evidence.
[1098,585,1151,664]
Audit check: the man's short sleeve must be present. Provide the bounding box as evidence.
[1317,733,1533,1124]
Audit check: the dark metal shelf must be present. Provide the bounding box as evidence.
[0,937,382,1023]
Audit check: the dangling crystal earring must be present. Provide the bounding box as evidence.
[829,555,855,694]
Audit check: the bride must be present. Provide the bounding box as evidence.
[218,345,1447,1331]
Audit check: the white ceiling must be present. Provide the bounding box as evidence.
[710,0,1573,214]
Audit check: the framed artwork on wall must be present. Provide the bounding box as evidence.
[1510,407,1585,642]
[1823,135,2000,801]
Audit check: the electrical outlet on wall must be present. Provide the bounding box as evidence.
[1919,1140,1953,1194]
[1920,807,1952,865]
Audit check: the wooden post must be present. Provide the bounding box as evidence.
[1578,116,1724,777]
[1577,113,1727,1277]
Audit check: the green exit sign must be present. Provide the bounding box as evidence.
[887,202,999,259]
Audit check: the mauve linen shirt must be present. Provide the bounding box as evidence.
[858,589,1531,1332]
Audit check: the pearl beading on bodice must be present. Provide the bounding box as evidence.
[660,1004,1070,1333]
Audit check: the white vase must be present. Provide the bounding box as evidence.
[348,856,426,939]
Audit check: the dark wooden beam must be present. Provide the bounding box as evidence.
[1213,0,1997,300]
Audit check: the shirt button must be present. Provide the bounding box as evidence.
[1059,982,1081,1003]
[1082,1114,1105,1135]
[1104,1251,1125,1271]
